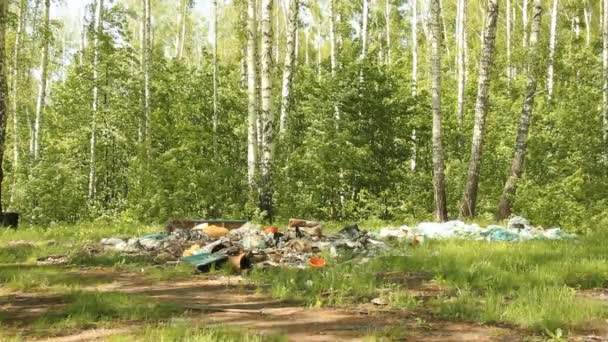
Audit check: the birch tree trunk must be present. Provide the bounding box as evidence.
[11,0,26,175]
[143,0,151,144]
[506,0,512,87]
[430,0,448,222]
[522,0,528,48]
[497,0,543,220]
[584,1,591,46]
[460,0,499,218]
[546,0,558,102]
[89,0,103,199]
[213,0,218,133]
[0,0,8,213]
[329,0,337,75]
[246,0,257,189]
[305,27,310,66]
[385,0,391,64]
[456,0,466,133]
[260,0,274,220]
[411,0,418,96]
[410,0,418,171]
[361,0,369,59]
[33,0,50,161]
[177,0,187,59]
[279,0,298,135]
[603,0,608,147]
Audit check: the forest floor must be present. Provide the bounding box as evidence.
[1,222,608,341]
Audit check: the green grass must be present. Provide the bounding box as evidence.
[250,229,608,335]
[108,322,288,342]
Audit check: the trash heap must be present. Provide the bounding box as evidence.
[377,216,576,242]
[99,219,387,272]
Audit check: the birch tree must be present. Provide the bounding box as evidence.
[460,0,499,218]
[430,0,448,222]
[506,0,512,87]
[212,0,218,133]
[329,0,337,75]
[410,0,418,171]
[497,0,543,220]
[522,0,528,48]
[279,0,298,134]
[33,0,50,161]
[0,0,8,212]
[260,0,274,219]
[143,0,151,145]
[361,0,369,59]
[546,0,558,102]
[411,0,418,96]
[89,0,103,199]
[385,0,391,64]
[10,0,26,174]
[456,0,467,132]
[246,0,257,189]
[603,0,608,147]
[584,1,591,46]
[176,0,188,59]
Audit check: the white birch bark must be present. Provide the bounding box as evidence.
[259,0,274,218]
[411,0,418,97]
[460,0,499,218]
[603,0,608,146]
[279,0,298,135]
[177,0,187,59]
[11,0,26,173]
[0,0,8,213]
[213,0,218,133]
[89,0,103,199]
[361,0,369,59]
[456,0,466,132]
[430,0,448,222]
[522,0,528,48]
[247,0,257,188]
[329,0,337,75]
[584,1,591,46]
[33,0,50,161]
[497,0,543,220]
[546,0,558,102]
[506,0,512,86]
[305,27,310,66]
[385,0,391,64]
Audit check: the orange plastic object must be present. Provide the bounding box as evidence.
[264,226,279,234]
[309,257,326,268]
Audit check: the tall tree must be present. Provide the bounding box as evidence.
[385,0,391,64]
[10,0,26,181]
[143,0,151,145]
[410,0,418,172]
[460,0,499,218]
[279,0,298,134]
[246,0,257,189]
[456,0,467,132]
[604,0,608,147]
[522,0,528,48]
[506,0,512,87]
[0,0,8,213]
[546,0,558,102]
[33,0,50,161]
[89,0,103,199]
[411,0,418,96]
[584,1,591,47]
[213,0,218,133]
[260,0,274,219]
[497,0,543,220]
[329,0,337,75]
[430,0,448,222]
[361,0,369,58]
[176,0,188,59]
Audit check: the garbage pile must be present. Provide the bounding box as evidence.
[377,216,576,242]
[99,219,387,272]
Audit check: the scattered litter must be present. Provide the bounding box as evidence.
[377,217,575,242]
[36,255,68,265]
[371,297,388,306]
[309,257,326,268]
[97,219,386,272]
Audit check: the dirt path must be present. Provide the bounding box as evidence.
[30,269,521,341]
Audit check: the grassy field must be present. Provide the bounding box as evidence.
[0,221,606,340]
